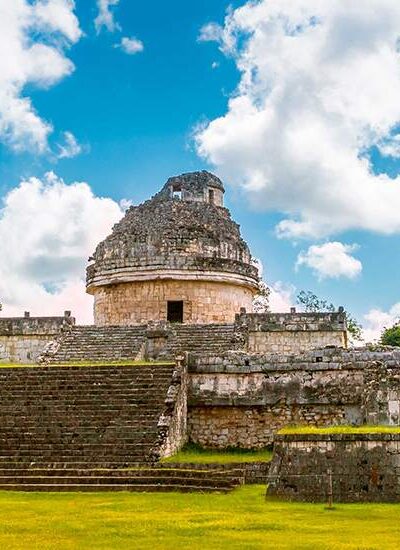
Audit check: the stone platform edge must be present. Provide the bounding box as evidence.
[275,432,400,442]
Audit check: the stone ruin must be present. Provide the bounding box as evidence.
[0,170,399,499]
[86,170,259,326]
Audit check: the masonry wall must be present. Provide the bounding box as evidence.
[187,348,400,449]
[93,279,254,326]
[0,315,74,363]
[248,331,346,354]
[236,311,348,355]
[268,433,400,502]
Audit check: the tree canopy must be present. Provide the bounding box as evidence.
[380,323,400,347]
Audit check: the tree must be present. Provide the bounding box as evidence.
[253,281,271,313]
[296,290,363,342]
[380,323,400,347]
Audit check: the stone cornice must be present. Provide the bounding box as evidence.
[86,267,259,294]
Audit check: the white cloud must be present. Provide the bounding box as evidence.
[95,0,120,34]
[362,303,400,342]
[269,281,295,312]
[118,36,144,55]
[253,258,295,312]
[57,131,82,159]
[0,173,124,324]
[196,0,400,239]
[296,242,362,280]
[0,0,81,153]
[198,22,223,43]
[377,134,400,158]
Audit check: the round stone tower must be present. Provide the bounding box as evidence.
[86,171,259,325]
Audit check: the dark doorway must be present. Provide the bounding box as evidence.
[167,301,184,323]
[209,189,215,204]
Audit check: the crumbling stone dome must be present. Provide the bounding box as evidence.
[87,171,259,325]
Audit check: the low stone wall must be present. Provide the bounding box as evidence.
[248,331,345,354]
[235,311,348,355]
[268,433,400,502]
[0,313,74,363]
[188,405,347,449]
[187,348,400,449]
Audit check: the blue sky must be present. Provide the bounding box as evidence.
[0,0,400,339]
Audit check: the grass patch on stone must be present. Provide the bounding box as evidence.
[0,486,399,549]
[0,361,174,369]
[279,425,400,435]
[161,443,273,464]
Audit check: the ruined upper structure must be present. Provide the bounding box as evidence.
[86,171,260,325]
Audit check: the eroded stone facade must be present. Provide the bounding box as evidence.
[268,433,400,502]
[93,280,254,325]
[0,313,74,364]
[248,331,346,354]
[237,311,348,355]
[187,348,400,449]
[188,406,346,449]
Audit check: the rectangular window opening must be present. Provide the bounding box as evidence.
[209,189,215,204]
[167,301,184,323]
[172,185,182,200]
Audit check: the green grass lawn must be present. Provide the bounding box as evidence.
[279,425,400,435]
[0,486,399,549]
[161,443,273,464]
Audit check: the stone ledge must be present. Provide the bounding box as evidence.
[86,268,259,292]
[275,432,400,442]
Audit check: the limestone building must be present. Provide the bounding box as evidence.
[86,171,259,325]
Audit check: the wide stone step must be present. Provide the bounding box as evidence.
[0,468,241,478]
[0,483,233,493]
[0,475,239,487]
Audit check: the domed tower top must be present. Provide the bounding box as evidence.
[154,170,224,206]
[86,171,259,326]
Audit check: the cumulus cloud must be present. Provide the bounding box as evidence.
[253,258,295,312]
[296,242,362,280]
[362,303,400,342]
[118,36,144,55]
[56,131,82,159]
[0,173,124,323]
[269,282,295,312]
[196,0,400,239]
[95,0,120,33]
[0,0,81,153]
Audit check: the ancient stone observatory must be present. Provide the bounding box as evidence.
[86,171,259,325]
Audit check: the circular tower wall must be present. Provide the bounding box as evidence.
[86,171,259,325]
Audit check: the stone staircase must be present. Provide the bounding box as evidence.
[40,323,240,364]
[0,466,243,493]
[0,363,242,492]
[0,364,173,469]
[160,324,238,357]
[42,326,146,363]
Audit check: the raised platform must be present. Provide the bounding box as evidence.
[268,430,400,503]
